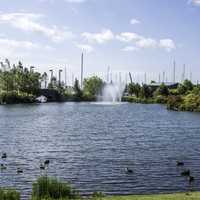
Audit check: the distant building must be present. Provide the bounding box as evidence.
[148,82,179,90]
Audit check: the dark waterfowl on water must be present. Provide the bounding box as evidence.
[125,168,133,173]
[40,164,45,170]
[176,161,184,166]
[181,170,190,176]
[1,153,7,159]
[1,163,7,170]
[44,160,50,165]
[189,176,195,183]
[17,168,23,174]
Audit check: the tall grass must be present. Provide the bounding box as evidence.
[32,176,79,200]
[0,188,20,200]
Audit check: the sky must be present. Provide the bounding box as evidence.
[0,0,200,84]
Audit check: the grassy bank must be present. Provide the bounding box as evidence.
[102,192,200,200]
[1,176,200,200]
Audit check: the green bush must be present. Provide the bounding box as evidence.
[92,192,105,200]
[166,95,183,111]
[154,95,168,104]
[0,188,20,200]
[0,91,35,104]
[122,96,155,104]
[32,176,79,200]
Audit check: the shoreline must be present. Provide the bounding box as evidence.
[102,192,200,200]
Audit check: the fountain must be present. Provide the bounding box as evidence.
[98,82,125,103]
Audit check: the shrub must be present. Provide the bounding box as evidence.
[167,95,183,111]
[92,192,105,200]
[0,188,20,200]
[0,91,35,104]
[154,83,169,96]
[32,176,79,200]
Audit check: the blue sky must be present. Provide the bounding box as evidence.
[0,0,200,84]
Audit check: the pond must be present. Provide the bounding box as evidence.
[0,102,200,199]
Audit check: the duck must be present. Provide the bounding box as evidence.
[44,160,50,165]
[181,170,190,176]
[40,164,45,170]
[189,176,195,183]
[125,168,133,173]
[1,153,7,159]
[176,161,184,166]
[0,164,7,170]
[17,168,23,174]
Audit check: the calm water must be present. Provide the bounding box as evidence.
[0,103,200,199]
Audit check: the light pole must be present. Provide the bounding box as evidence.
[49,69,53,83]
[59,69,63,87]
[81,52,83,89]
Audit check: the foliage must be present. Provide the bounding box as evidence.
[73,79,83,100]
[180,93,200,112]
[177,80,194,95]
[0,91,35,104]
[92,192,106,200]
[167,95,183,111]
[83,76,103,96]
[128,83,141,97]
[183,79,194,91]
[0,188,20,200]
[140,84,153,99]
[122,96,155,104]
[154,95,168,104]
[154,83,169,96]
[0,60,41,104]
[32,176,79,200]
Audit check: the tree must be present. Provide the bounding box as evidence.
[140,84,152,98]
[155,83,169,96]
[73,79,82,99]
[183,79,193,91]
[83,76,103,96]
[128,83,141,97]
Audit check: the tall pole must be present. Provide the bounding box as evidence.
[190,71,192,82]
[182,64,186,83]
[163,71,165,83]
[129,72,133,84]
[81,52,84,89]
[158,73,161,83]
[72,73,74,86]
[49,69,53,83]
[173,60,176,83]
[125,73,128,84]
[59,69,62,87]
[119,72,122,84]
[107,66,110,83]
[110,71,113,83]
[144,72,147,84]
[65,66,67,86]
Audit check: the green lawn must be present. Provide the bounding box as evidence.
[102,192,200,200]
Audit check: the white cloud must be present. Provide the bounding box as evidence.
[0,12,74,43]
[116,32,142,42]
[0,37,53,57]
[189,0,200,6]
[122,46,139,52]
[76,44,94,53]
[159,39,176,52]
[136,38,157,48]
[117,31,175,52]
[82,29,114,44]
[130,18,140,25]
